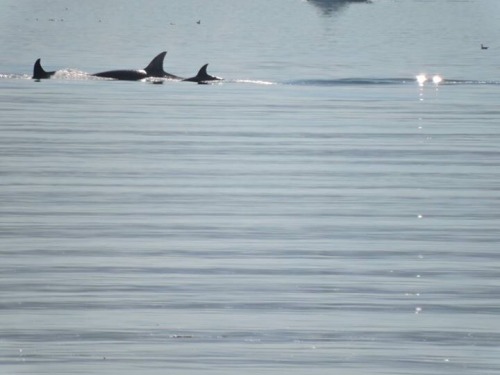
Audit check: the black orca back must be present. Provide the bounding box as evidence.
[92,51,181,80]
[93,70,148,81]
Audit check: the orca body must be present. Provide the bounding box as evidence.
[33,58,56,79]
[93,69,149,81]
[31,52,223,83]
[93,51,181,81]
[183,64,222,84]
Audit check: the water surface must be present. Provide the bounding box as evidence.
[1,1,500,374]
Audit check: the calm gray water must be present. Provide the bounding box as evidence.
[1,1,500,374]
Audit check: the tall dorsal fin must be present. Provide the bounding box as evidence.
[196,64,210,79]
[33,58,47,79]
[143,51,167,76]
[33,58,56,79]
[33,59,45,78]
[143,51,181,79]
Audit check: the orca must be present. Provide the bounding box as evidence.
[33,58,56,79]
[182,64,222,84]
[31,52,224,83]
[93,51,181,81]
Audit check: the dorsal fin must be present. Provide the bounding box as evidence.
[143,51,167,76]
[33,58,55,79]
[196,64,210,79]
[143,51,181,79]
[183,64,222,83]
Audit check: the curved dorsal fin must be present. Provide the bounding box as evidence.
[143,51,181,79]
[144,51,167,76]
[33,58,55,79]
[183,63,222,83]
[197,64,209,78]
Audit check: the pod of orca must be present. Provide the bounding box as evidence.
[26,53,500,87]
[32,51,222,84]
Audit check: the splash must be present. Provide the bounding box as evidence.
[52,69,92,80]
[234,79,276,85]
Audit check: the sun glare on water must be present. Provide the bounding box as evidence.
[416,74,443,86]
[416,74,427,86]
[432,75,443,84]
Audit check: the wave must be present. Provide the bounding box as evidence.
[0,70,98,81]
[437,79,500,86]
[288,78,413,86]
[0,73,32,79]
[2,72,500,87]
[233,79,276,85]
[285,78,500,86]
